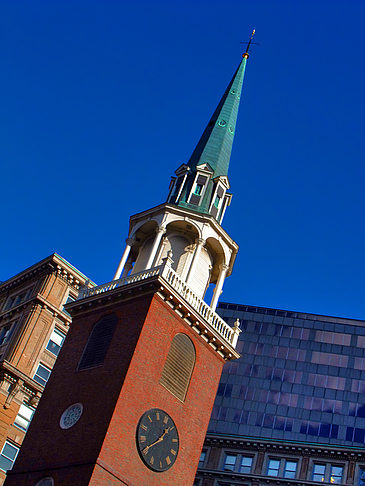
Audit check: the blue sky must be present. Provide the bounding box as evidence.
[1,1,365,319]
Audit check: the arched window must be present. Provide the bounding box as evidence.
[78,314,117,371]
[160,333,195,402]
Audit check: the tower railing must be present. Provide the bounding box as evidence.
[78,260,240,348]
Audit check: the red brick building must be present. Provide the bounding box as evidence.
[0,254,92,485]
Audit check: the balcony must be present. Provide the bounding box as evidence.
[78,258,240,351]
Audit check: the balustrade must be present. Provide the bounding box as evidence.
[79,264,237,347]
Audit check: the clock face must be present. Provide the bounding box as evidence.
[136,408,179,472]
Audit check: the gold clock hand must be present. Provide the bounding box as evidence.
[142,428,169,454]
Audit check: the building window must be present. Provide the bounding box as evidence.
[267,459,280,476]
[0,322,16,346]
[14,403,35,431]
[62,294,75,317]
[46,328,66,356]
[359,467,365,485]
[198,451,206,468]
[312,463,326,482]
[312,463,343,483]
[223,453,237,471]
[78,314,117,371]
[213,194,221,208]
[33,363,51,387]
[330,465,344,484]
[0,441,19,472]
[266,458,298,478]
[5,289,32,311]
[239,456,253,473]
[193,183,204,196]
[284,460,298,478]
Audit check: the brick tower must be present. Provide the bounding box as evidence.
[5,46,252,486]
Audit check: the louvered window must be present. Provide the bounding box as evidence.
[78,314,117,371]
[160,333,195,402]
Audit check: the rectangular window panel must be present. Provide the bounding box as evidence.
[267,459,280,476]
[0,441,19,472]
[33,363,51,387]
[316,331,351,346]
[312,464,326,482]
[223,454,237,471]
[62,294,75,317]
[312,351,348,367]
[359,467,365,486]
[330,465,343,484]
[0,323,15,346]
[284,461,297,479]
[285,419,293,432]
[355,358,365,370]
[358,336,365,348]
[198,451,206,468]
[274,417,285,430]
[354,428,365,443]
[46,329,66,356]
[239,456,253,473]
[14,403,34,431]
[330,424,339,439]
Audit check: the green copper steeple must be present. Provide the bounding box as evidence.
[167,51,250,223]
[186,57,247,178]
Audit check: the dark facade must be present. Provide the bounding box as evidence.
[196,302,365,486]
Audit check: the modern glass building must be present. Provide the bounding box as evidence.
[195,302,365,486]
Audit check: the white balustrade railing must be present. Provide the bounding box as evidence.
[78,260,239,348]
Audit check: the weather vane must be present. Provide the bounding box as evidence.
[241,29,257,59]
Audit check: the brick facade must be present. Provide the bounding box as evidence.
[5,287,225,486]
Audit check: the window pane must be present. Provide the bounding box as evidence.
[0,441,19,472]
[46,329,65,356]
[33,364,51,386]
[284,461,297,478]
[359,467,365,486]
[198,451,206,467]
[2,443,18,461]
[223,454,237,471]
[313,464,326,482]
[14,404,34,431]
[0,455,14,472]
[267,459,280,476]
[240,456,253,473]
[330,465,343,484]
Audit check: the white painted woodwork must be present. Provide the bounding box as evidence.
[81,261,239,351]
[157,235,190,275]
[188,246,212,298]
[132,237,154,274]
[113,238,134,280]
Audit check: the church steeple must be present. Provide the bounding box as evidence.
[167,50,250,223]
[113,47,253,310]
[186,57,247,177]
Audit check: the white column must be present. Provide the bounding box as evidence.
[210,263,229,311]
[113,238,134,280]
[145,227,166,270]
[186,238,205,285]
[121,259,133,277]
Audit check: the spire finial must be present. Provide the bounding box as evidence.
[242,29,256,59]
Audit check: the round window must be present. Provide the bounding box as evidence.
[59,403,83,429]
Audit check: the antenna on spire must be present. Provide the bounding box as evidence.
[241,29,257,59]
